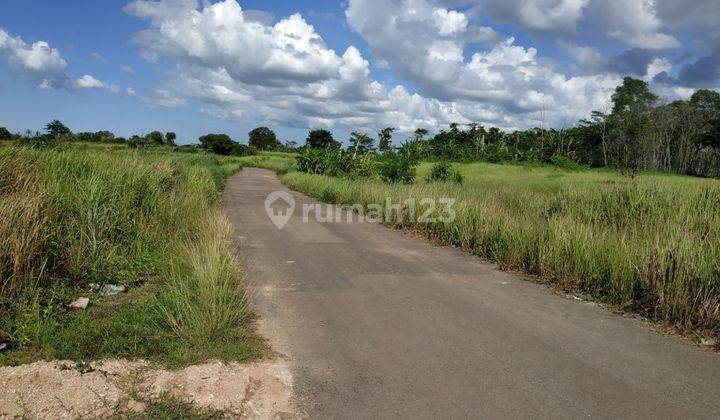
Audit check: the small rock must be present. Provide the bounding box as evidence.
[70,297,90,310]
[0,329,12,352]
[700,338,717,347]
[100,284,126,296]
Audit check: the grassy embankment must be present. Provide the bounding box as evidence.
[0,143,261,367]
[242,152,720,339]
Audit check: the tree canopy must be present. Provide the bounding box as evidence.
[378,127,395,152]
[45,120,71,138]
[248,126,280,150]
[199,133,237,155]
[165,132,177,146]
[306,129,338,148]
[611,77,657,115]
[0,127,11,140]
[350,132,375,155]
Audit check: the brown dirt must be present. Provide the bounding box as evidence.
[0,359,296,419]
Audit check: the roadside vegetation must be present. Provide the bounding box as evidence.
[241,150,720,340]
[234,77,720,341]
[1,74,718,357]
[0,140,261,367]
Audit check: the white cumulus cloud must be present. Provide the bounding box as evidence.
[125,0,480,131]
[346,0,619,127]
[0,27,67,88]
[75,74,120,93]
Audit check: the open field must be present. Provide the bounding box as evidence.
[0,144,261,367]
[240,152,720,339]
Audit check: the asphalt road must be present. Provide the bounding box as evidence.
[223,167,720,419]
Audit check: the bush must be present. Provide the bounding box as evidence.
[549,155,582,170]
[0,127,13,141]
[199,134,236,156]
[232,143,257,157]
[452,171,464,183]
[295,146,380,179]
[426,161,463,183]
[296,148,328,174]
[482,142,513,163]
[174,145,200,154]
[349,152,376,178]
[377,152,417,184]
[18,134,58,149]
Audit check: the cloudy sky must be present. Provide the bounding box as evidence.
[1,0,719,144]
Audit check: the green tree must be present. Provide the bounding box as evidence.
[45,120,71,138]
[248,126,280,150]
[0,127,11,141]
[165,132,177,146]
[350,131,375,156]
[609,77,657,170]
[305,129,338,148]
[146,131,165,145]
[378,127,395,152]
[198,133,237,155]
[690,89,720,148]
[128,135,144,148]
[690,89,720,114]
[96,131,115,142]
[611,77,657,115]
[413,128,429,141]
[377,152,418,184]
[283,140,298,151]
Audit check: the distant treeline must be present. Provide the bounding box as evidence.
[389,77,720,178]
[0,120,284,157]
[2,76,719,177]
[240,76,720,178]
[0,120,178,149]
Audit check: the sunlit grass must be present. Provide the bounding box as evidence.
[0,144,261,367]
[244,151,720,337]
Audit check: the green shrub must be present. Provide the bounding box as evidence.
[452,170,464,183]
[18,134,58,149]
[296,147,327,174]
[232,143,257,157]
[426,161,464,183]
[350,153,376,178]
[377,152,418,184]
[296,146,362,177]
[549,155,582,170]
[482,142,513,163]
[174,145,200,154]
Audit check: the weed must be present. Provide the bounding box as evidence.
[0,145,261,367]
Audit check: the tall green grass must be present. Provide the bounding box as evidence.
[0,145,260,366]
[274,159,720,337]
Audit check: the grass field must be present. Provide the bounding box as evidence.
[241,152,720,338]
[0,143,261,367]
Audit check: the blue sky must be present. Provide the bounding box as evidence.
[1,0,719,145]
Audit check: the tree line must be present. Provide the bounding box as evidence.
[3,76,718,177]
[210,76,720,178]
[0,120,178,149]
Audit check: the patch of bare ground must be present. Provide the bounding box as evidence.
[0,360,297,419]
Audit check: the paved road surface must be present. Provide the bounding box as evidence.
[223,168,720,418]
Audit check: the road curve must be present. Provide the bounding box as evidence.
[223,167,720,419]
